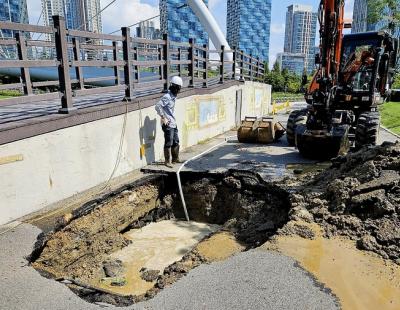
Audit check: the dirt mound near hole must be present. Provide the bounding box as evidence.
[292,142,400,262]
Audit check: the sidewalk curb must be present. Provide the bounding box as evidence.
[381,126,400,139]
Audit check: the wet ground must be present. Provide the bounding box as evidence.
[1,113,399,310]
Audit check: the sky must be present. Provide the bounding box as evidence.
[26,0,355,65]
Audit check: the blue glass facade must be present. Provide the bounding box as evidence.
[277,53,305,76]
[284,5,317,74]
[160,0,209,45]
[0,0,29,37]
[227,0,271,62]
[352,0,400,37]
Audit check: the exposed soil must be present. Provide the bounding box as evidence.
[31,171,291,306]
[286,142,400,263]
[30,141,400,306]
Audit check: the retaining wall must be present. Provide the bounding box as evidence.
[0,81,271,225]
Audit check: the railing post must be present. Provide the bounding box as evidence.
[72,38,84,90]
[133,46,139,85]
[188,38,195,87]
[232,47,237,80]
[249,54,253,82]
[256,56,260,81]
[53,15,75,114]
[219,45,225,84]
[113,41,120,85]
[15,32,33,95]
[162,33,170,92]
[178,47,183,77]
[203,44,208,88]
[122,26,133,100]
[240,50,245,81]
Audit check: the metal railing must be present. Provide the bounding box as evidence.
[0,15,266,114]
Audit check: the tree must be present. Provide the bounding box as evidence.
[367,0,400,35]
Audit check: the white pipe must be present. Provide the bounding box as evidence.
[186,0,233,62]
[176,136,236,221]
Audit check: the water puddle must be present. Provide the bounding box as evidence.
[263,224,400,310]
[96,220,220,296]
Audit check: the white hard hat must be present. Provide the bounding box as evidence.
[171,76,183,87]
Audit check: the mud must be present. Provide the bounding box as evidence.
[264,222,400,310]
[31,171,291,306]
[30,142,400,306]
[32,182,175,283]
[291,142,400,262]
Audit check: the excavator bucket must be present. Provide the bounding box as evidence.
[237,116,286,144]
[295,124,350,159]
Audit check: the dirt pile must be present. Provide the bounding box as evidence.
[291,142,400,262]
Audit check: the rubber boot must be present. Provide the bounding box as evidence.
[171,145,182,164]
[164,148,173,168]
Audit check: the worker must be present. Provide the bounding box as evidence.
[155,76,184,168]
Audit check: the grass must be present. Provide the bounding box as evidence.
[272,92,304,101]
[0,89,22,100]
[380,102,400,135]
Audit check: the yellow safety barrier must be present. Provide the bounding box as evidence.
[271,100,291,115]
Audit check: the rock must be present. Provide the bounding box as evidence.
[289,207,314,223]
[293,169,303,175]
[354,170,400,194]
[350,189,395,218]
[375,219,400,244]
[223,176,242,189]
[278,221,316,239]
[140,268,160,282]
[103,259,124,278]
[357,235,380,251]
[110,277,127,287]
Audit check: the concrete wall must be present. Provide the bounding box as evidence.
[0,82,271,225]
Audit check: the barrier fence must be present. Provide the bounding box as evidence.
[0,15,266,114]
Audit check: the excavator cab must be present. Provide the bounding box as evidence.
[336,32,399,109]
[287,31,398,159]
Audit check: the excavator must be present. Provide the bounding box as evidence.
[287,0,399,159]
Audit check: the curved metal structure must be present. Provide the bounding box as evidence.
[186,0,232,61]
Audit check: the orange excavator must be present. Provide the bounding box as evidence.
[287,0,399,158]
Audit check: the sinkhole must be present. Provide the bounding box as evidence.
[29,171,291,307]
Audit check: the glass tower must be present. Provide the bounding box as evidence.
[284,4,317,74]
[277,53,306,76]
[226,0,271,62]
[0,0,29,36]
[160,0,209,45]
[352,0,400,37]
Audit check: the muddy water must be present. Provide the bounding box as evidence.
[97,220,220,296]
[263,225,400,310]
[196,231,245,262]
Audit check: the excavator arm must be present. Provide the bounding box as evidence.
[308,0,345,98]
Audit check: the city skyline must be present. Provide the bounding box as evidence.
[24,0,355,65]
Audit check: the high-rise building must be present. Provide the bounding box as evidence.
[0,0,29,58]
[160,0,208,45]
[284,4,317,74]
[136,21,160,39]
[0,0,29,36]
[226,0,271,62]
[277,52,306,76]
[41,0,102,33]
[352,0,400,37]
